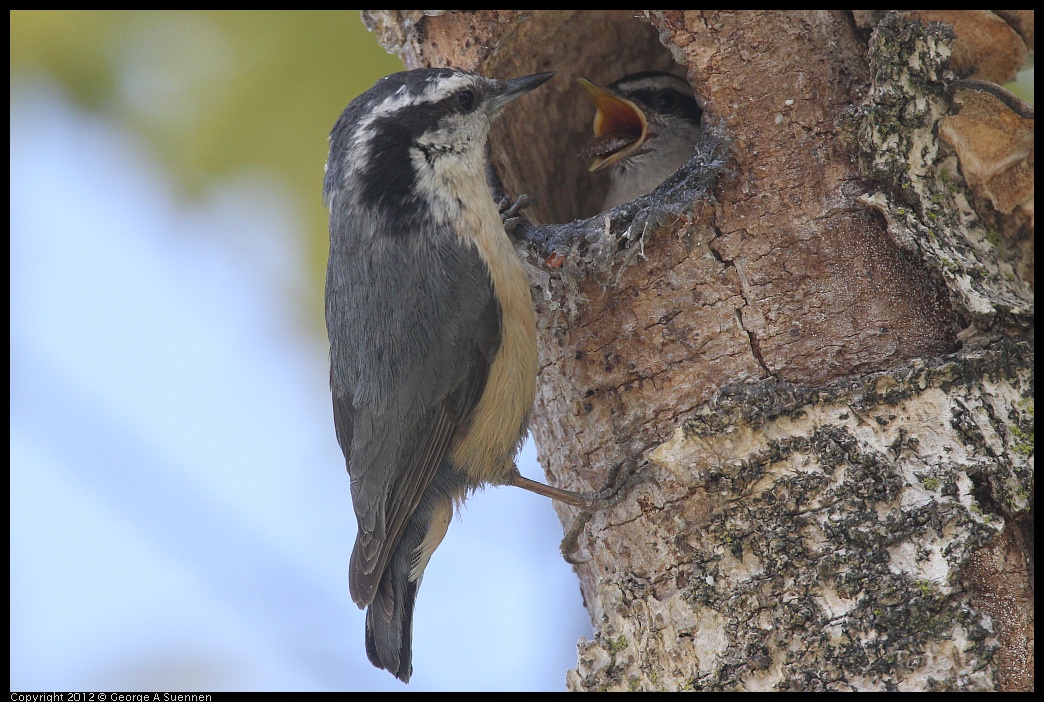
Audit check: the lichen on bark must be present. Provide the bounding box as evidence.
[569,342,1031,691]
[853,14,1033,331]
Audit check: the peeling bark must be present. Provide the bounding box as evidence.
[361,10,1033,691]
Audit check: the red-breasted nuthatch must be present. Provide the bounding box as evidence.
[578,71,703,210]
[324,68,599,683]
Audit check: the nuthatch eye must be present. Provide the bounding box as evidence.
[325,67,610,683]
[578,71,703,210]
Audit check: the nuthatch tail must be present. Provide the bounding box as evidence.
[325,68,608,683]
[578,71,703,210]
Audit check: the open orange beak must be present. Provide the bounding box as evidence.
[577,77,649,172]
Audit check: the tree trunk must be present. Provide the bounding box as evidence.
[362,10,1033,691]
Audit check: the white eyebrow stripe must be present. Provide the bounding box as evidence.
[334,72,483,201]
[416,72,477,102]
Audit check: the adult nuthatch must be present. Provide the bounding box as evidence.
[324,68,603,683]
[578,71,703,210]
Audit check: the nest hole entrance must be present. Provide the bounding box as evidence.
[485,10,692,225]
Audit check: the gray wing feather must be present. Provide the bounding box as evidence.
[327,208,500,607]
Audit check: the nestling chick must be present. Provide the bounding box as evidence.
[578,71,703,210]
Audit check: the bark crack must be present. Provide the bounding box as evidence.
[709,226,773,376]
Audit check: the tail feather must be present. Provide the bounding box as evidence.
[356,467,467,683]
[365,566,419,682]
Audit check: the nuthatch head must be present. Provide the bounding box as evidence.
[323,68,555,683]
[578,71,703,209]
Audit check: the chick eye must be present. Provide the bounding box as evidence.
[457,88,477,112]
[656,91,679,113]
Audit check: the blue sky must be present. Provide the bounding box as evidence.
[10,73,592,692]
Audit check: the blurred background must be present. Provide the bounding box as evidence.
[10,10,592,692]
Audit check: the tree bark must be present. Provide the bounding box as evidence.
[362,10,1033,691]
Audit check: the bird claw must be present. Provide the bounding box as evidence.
[498,192,532,218]
[497,193,533,237]
[559,457,649,565]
